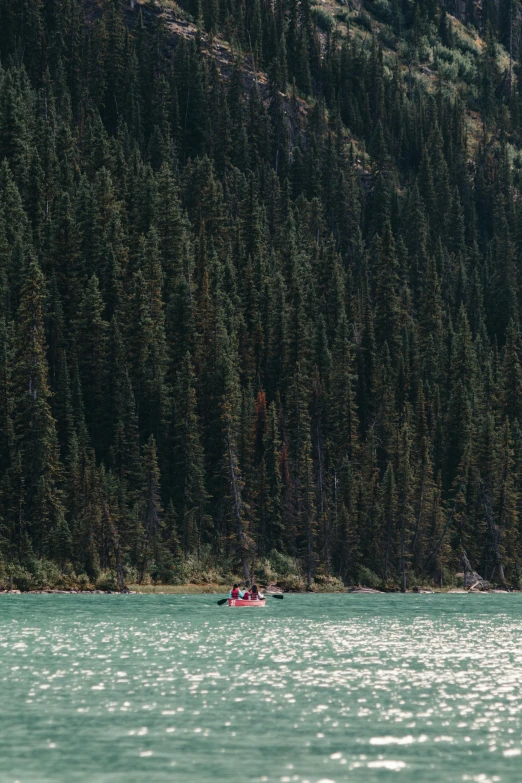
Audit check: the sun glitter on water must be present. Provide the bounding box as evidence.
[0,593,521,783]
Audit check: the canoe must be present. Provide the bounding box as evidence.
[228,598,266,607]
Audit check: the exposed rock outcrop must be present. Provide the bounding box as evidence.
[264,584,284,594]
[349,587,381,593]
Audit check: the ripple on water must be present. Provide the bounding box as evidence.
[0,594,522,782]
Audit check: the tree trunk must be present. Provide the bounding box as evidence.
[480,480,507,586]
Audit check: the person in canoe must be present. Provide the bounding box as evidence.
[250,584,264,600]
[229,584,240,599]
[241,586,250,600]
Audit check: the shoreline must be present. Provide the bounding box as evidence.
[0,585,518,595]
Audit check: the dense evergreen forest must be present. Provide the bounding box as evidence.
[2,0,522,591]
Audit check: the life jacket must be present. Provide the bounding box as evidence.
[242,591,250,600]
[231,588,239,598]
[250,591,259,600]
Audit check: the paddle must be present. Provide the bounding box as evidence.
[216,593,284,605]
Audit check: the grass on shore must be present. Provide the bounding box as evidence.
[127,583,228,594]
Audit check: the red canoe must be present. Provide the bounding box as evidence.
[228,598,266,607]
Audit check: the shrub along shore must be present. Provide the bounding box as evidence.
[0,549,514,593]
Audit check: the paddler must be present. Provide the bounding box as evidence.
[250,584,263,600]
[229,583,240,599]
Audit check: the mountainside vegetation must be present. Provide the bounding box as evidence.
[1,0,522,591]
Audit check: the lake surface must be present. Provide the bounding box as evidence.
[0,593,521,783]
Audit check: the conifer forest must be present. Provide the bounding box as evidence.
[2,0,522,591]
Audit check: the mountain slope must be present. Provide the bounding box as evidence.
[0,0,522,591]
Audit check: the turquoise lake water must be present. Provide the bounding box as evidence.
[0,594,521,783]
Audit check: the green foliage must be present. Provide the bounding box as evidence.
[312,574,346,592]
[311,7,334,32]
[158,546,235,585]
[378,25,396,49]
[366,0,392,25]
[355,11,373,31]
[435,45,477,83]
[267,550,301,578]
[1,559,84,591]
[95,570,119,591]
[452,27,481,57]
[356,566,381,589]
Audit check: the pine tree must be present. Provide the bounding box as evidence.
[493,419,519,582]
[396,417,415,591]
[374,221,401,360]
[109,317,141,494]
[501,319,522,422]
[288,361,317,587]
[0,318,13,477]
[12,260,65,555]
[137,435,165,581]
[73,274,109,457]
[128,229,168,441]
[263,401,285,552]
[380,462,398,582]
[173,353,209,557]
[330,313,358,466]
